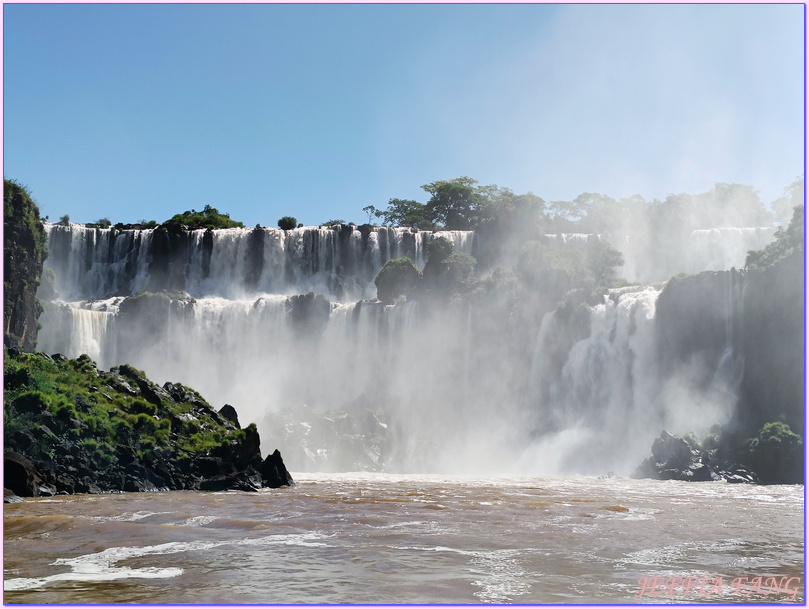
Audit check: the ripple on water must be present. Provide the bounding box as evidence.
[3,533,332,592]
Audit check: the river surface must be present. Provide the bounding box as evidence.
[3,473,804,604]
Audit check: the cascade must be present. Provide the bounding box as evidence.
[42,223,475,302]
[520,288,662,475]
[688,227,776,274]
[36,221,758,475]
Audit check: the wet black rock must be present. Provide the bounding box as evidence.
[261,449,295,488]
[632,430,760,484]
[219,404,241,429]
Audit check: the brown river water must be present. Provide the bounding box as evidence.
[3,473,804,604]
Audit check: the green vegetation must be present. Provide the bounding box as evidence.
[58,214,70,226]
[373,198,437,231]
[422,176,484,230]
[375,257,421,303]
[373,237,482,303]
[166,205,244,230]
[517,238,625,304]
[746,422,803,484]
[321,219,345,227]
[278,216,298,230]
[745,204,804,269]
[4,349,246,472]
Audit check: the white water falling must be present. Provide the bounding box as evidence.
[688,227,776,274]
[35,221,757,475]
[42,224,476,303]
[519,287,662,475]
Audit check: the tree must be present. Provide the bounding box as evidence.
[321,219,344,227]
[586,240,624,288]
[362,205,378,224]
[374,257,421,303]
[421,237,477,295]
[745,204,804,269]
[422,176,484,230]
[375,198,435,230]
[277,216,298,231]
[166,205,244,229]
[58,214,70,226]
[770,175,804,226]
[96,217,112,228]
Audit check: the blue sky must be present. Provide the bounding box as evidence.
[3,3,805,227]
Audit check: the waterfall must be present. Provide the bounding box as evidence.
[42,224,476,302]
[36,221,759,475]
[688,227,776,274]
[520,288,662,475]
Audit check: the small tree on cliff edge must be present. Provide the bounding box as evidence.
[278,216,298,230]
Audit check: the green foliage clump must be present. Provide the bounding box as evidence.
[421,237,478,296]
[422,176,483,230]
[278,216,298,230]
[745,204,804,270]
[746,422,804,484]
[375,257,421,303]
[374,198,437,230]
[166,205,244,229]
[321,219,345,227]
[517,238,624,305]
[3,348,254,485]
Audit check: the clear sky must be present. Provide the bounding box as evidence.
[2,3,805,227]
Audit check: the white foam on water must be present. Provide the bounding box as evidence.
[3,533,331,591]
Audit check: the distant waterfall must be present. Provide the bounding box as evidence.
[688,227,776,274]
[42,223,475,302]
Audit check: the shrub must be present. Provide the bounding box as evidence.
[747,421,803,484]
[165,205,244,229]
[374,257,421,303]
[278,216,298,230]
[130,400,158,416]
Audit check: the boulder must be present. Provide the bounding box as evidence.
[260,449,295,488]
[4,451,39,497]
[651,431,692,470]
[218,404,241,429]
[4,488,23,504]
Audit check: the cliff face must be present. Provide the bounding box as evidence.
[738,250,805,435]
[3,180,47,352]
[655,262,804,438]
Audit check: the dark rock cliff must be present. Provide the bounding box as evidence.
[737,250,804,435]
[3,180,47,352]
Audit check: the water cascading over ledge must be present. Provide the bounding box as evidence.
[42,223,475,302]
[36,222,775,475]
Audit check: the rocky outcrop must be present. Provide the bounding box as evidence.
[737,250,804,436]
[3,180,47,352]
[4,350,294,498]
[260,449,295,488]
[631,431,758,483]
